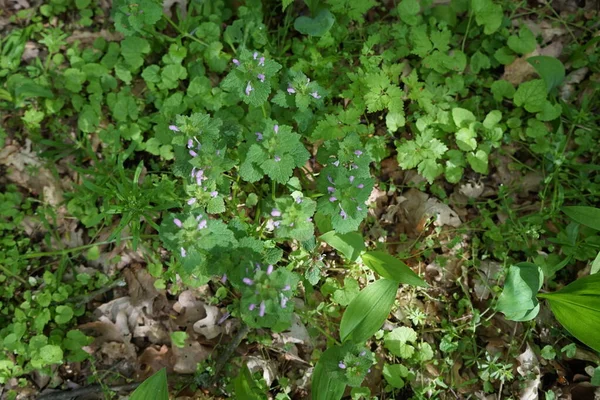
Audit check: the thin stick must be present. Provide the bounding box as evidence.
[37,382,140,400]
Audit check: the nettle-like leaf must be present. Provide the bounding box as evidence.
[274,70,326,113]
[221,49,282,106]
[112,0,163,36]
[396,130,448,184]
[471,0,503,35]
[384,326,417,358]
[316,134,373,234]
[311,106,368,141]
[239,120,310,184]
[238,265,300,331]
[268,194,317,242]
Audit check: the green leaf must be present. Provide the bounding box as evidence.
[456,127,477,151]
[467,150,488,174]
[39,345,63,365]
[490,80,515,101]
[472,0,503,35]
[538,274,600,352]
[320,231,365,262]
[470,51,491,74]
[170,331,187,348]
[452,107,476,126]
[514,79,547,113]
[130,368,169,400]
[527,56,565,92]
[54,305,74,325]
[234,365,264,400]
[398,0,420,25]
[562,206,600,231]
[361,251,427,287]
[312,345,348,400]
[383,364,410,389]
[591,251,600,274]
[340,279,398,343]
[294,9,336,37]
[507,25,537,55]
[384,326,417,358]
[592,366,600,386]
[496,262,543,321]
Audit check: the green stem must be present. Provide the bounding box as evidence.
[0,264,29,286]
[162,14,209,46]
[23,235,156,259]
[461,12,473,53]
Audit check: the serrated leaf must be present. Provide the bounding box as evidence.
[538,274,600,352]
[514,79,547,113]
[361,251,427,287]
[340,279,398,343]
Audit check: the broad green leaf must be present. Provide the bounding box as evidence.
[467,150,488,174]
[456,127,477,151]
[384,326,417,358]
[234,365,264,400]
[39,345,63,365]
[361,251,427,287]
[496,262,543,321]
[383,364,410,389]
[294,9,335,37]
[398,0,420,25]
[130,368,168,400]
[591,251,600,274]
[490,80,515,101]
[507,25,537,55]
[452,107,476,126]
[312,345,347,400]
[538,274,600,352]
[514,79,547,113]
[472,0,503,35]
[340,279,398,343]
[562,206,600,231]
[527,56,566,92]
[320,231,365,262]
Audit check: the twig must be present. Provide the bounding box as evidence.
[37,382,140,400]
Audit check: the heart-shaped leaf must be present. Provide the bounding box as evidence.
[294,9,335,37]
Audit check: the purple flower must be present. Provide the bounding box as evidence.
[267,264,274,275]
[310,91,321,99]
[249,303,256,311]
[357,206,363,211]
[245,81,253,96]
[338,362,346,369]
[333,160,340,167]
[271,209,281,217]
[274,124,279,134]
[259,301,266,317]
[189,150,198,157]
[327,175,334,184]
[243,277,254,285]
[287,85,296,94]
[232,58,240,66]
[354,150,363,157]
[196,169,204,179]
[210,191,218,198]
[173,218,182,228]
[255,132,263,141]
[280,297,288,308]
[196,214,204,221]
[284,285,291,291]
[187,198,197,205]
[327,186,335,193]
[198,219,207,230]
[274,155,281,162]
[187,139,194,148]
[351,163,359,170]
[349,175,355,183]
[340,209,348,219]
[253,51,258,60]
[357,183,364,189]
[169,125,180,132]
[329,196,337,202]
[273,220,281,227]
[259,56,265,66]
[221,274,227,283]
[295,197,303,204]
[257,73,265,82]
[217,312,230,325]
[180,247,187,257]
